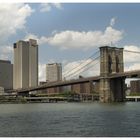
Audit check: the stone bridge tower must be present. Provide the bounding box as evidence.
[99,46,125,102]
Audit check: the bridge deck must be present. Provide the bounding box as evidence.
[7,70,140,93]
[8,76,100,93]
[109,70,140,78]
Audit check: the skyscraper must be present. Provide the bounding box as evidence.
[46,63,62,82]
[0,60,13,90]
[13,39,38,89]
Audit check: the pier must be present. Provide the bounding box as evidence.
[125,96,140,102]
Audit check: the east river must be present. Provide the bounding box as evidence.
[0,102,140,137]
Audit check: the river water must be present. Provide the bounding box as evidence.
[0,102,140,137]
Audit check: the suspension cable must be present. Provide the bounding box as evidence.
[63,50,99,76]
[65,56,100,79]
[124,50,140,54]
[70,60,100,79]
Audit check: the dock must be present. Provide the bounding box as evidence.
[125,96,140,102]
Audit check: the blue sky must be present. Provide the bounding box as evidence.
[1,3,140,81]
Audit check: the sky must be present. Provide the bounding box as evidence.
[1,3,140,82]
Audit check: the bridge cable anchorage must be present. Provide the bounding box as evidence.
[124,50,140,54]
[64,56,100,79]
[69,60,100,79]
[63,50,100,77]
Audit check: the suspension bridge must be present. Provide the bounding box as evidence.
[7,46,140,102]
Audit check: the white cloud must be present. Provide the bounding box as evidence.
[125,63,140,71]
[53,3,62,9]
[0,45,13,60]
[0,54,9,60]
[40,3,51,12]
[40,3,62,12]
[2,46,13,54]
[46,26,123,50]
[110,17,116,27]
[26,26,123,50]
[24,33,39,41]
[0,4,33,61]
[24,17,123,50]
[24,33,49,45]
[123,45,140,72]
[0,4,33,42]
[124,45,140,63]
[39,63,46,82]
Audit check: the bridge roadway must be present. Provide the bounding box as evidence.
[8,76,100,93]
[109,70,140,78]
[7,70,140,93]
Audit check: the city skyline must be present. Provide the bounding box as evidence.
[0,3,140,81]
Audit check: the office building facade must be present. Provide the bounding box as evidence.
[130,80,140,95]
[46,63,62,82]
[13,39,38,89]
[0,60,13,90]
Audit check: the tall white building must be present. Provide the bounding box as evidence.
[0,60,13,90]
[13,39,38,89]
[46,63,62,82]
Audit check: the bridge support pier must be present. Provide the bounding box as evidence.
[99,78,111,102]
[99,77,125,102]
[110,78,125,102]
[99,46,125,102]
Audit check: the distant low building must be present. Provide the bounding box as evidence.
[0,87,4,94]
[130,80,140,95]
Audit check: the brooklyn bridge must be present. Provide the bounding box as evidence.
[8,46,140,103]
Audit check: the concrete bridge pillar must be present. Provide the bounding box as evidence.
[99,46,125,102]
